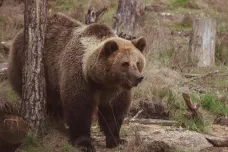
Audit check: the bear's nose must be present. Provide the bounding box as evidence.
[137,76,144,83]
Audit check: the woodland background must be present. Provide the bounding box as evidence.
[1,0,228,151]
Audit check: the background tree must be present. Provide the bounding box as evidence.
[113,0,145,39]
[21,0,47,136]
[189,18,217,67]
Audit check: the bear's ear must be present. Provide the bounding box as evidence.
[131,37,146,53]
[102,40,119,57]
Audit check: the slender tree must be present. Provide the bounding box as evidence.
[21,0,47,136]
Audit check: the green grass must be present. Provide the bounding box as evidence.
[7,90,19,102]
[217,23,228,32]
[20,136,45,152]
[215,43,228,65]
[168,8,200,14]
[0,16,6,23]
[55,0,88,11]
[215,79,228,88]
[99,2,118,26]
[200,93,228,116]
[145,0,154,4]
[62,144,77,152]
[168,24,192,31]
[158,89,213,133]
[157,48,174,67]
[168,0,191,8]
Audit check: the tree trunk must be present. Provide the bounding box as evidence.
[21,0,47,136]
[113,0,145,38]
[189,18,216,67]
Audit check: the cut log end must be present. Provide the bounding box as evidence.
[0,115,28,151]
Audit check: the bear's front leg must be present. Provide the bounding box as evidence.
[62,91,96,152]
[98,91,131,148]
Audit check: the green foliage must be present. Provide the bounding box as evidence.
[160,90,212,133]
[0,17,6,23]
[55,0,88,11]
[217,23,228,32]
[62,144,76,152]
[200,93,228,116]
[168,24,192,31]
[99,2,118,26]
[168,8,200,14]
[215,43,228,65]
[168,0,191,8]
[21,136,44,152]
[158,48,174,66]
[145,0,154,4]
[7,90,19,102]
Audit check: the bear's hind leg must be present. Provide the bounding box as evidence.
[98,91,131,148]
[62,93,96,152]
[46,88,63,119]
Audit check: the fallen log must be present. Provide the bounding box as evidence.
[127,118,177,126]
[0,115,28,151]
[206,137,228,147]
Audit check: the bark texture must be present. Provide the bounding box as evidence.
[21,0,47,136]
[113,0,145,37]
[189,18,216,67]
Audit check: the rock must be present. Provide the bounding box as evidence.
[128,124,212,152]
[130,99,169,119]
[139,141,174,152]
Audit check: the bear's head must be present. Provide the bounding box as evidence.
[87,37,146,90]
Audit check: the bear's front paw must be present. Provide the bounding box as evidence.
[106,137,127,148]
[118,138,127,145]
[76,145,96,152]
[72,136,96,152]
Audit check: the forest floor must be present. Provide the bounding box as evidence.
[1,0,228,152]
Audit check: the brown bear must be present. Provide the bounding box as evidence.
[8,13,146,151]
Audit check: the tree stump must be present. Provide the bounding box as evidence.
[189,18,216,67]
[0,115,28,152]
[113,0,145,38]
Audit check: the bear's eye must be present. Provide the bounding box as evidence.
[121,62,129,67]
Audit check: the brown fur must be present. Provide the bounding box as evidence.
[8,13,146,151]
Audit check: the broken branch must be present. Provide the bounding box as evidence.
[182,93,200,117]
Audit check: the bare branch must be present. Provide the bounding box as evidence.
[85,6,108,25]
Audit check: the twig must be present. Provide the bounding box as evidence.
[128,118,177,126]
[85,6,108,25]
[132,109,143,119]
[188,71,219,82]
